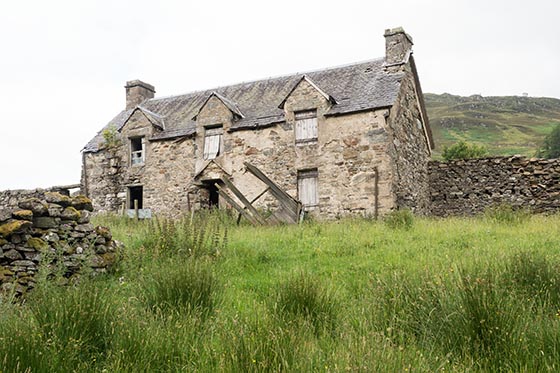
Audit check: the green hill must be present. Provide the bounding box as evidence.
[424,93,560,157]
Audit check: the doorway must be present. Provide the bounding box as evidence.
[201,180,221,208]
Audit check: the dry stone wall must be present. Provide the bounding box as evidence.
[0,191,119,295]
[429,156,560,216]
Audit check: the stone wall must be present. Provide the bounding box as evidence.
[385,63,431,214]
[0,192,119,295]
[429,156,560,216]
[83,88,406,219]
[0,186,77,210]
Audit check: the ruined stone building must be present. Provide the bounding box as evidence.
[82,27,433,220]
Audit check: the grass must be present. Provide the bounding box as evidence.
[1,211,560,371]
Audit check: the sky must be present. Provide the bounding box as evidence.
[0,0,559,190]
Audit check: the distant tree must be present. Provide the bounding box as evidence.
[536,123,560,159]
[442,140,487,161]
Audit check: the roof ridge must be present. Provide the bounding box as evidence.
[148,57,385,103]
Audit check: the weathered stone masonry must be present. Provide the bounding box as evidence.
[429,156,560,216]
[0,192,119,295]
[81,27,434,219]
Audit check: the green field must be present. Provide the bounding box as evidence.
[2,211,560,371]
[425,93,560,158]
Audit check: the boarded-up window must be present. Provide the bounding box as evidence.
[298,169,318,209]
[295,110,317,143]
[203,126,223,160]
[130,137,145,165]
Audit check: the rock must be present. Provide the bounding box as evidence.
[44,191,72,207]
[26,237,48,251]
[11,260,35,267]
[0,220,32,238]
[47,203,63,217]
[71,195,93,211]
[44,232,60,243]
[61,207,81,221]
[95,226,112,241]
[0,209,12,223]
[0,238,7,246]
[12,210,33,221]
[4,249,23,260]
[18,198,48,216]
[78,210,91,224]
[75,223,94,233]
[33,217,59,229]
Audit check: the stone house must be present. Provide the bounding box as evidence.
[82,27,433,220]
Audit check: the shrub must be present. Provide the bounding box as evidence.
[442,140,487,161]
[384,209,414,230]
[536,123,560,158]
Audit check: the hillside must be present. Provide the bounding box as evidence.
[424,93,560,157]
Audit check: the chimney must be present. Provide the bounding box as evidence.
[125,80,155,110]
[384,27,414,67]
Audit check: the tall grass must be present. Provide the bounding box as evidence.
[0,212,559,371]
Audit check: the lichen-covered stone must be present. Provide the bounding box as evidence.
[33,217,59,229]
[0,220,32,238]
[47,203,63,217]
[77,210,91,224]
[12,210,33,221]
[0,209,12,223]
[61,206,81,221]
[45,191,72,207]
[27,237,48,251]
[18,198,48,216]
[71,195,93,211]
[0,238,7,246]
[4,249,23,260]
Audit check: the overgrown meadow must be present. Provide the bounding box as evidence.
[1,209,560,372]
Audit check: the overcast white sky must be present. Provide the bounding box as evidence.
[0,0,558,190]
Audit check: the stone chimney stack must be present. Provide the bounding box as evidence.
[384,27,414,66]
[125,80,155,110]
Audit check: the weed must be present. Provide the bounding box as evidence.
[484,203,531,225]
[274,271,337,335]
[384,208,414,230]
[141,257,220,316]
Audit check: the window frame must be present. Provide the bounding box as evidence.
[294,109,318,144]
[203,125,223,160]
[130,136,145,165]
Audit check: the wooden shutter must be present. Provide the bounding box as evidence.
[203,128,222,160]
[295,110,317,143]
[297,169,318,209]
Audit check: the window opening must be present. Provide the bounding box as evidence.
[295,110,318,143]
[131,137,145,165]
[203,126,223,160]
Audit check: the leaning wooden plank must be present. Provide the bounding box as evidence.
[272,206,298,224]
[221,175,267,225]
[244,162,300,212]
[216,184,261,226]
[236,187,270,225]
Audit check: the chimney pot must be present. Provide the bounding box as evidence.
[125,80,155,110]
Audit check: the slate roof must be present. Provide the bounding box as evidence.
[83,57,404,153]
